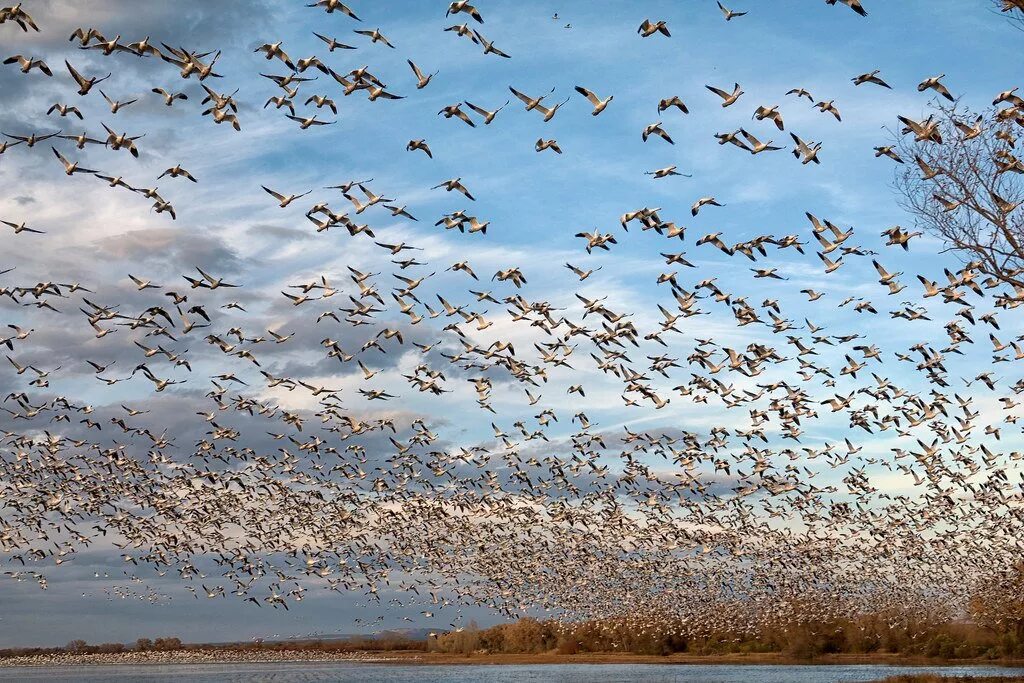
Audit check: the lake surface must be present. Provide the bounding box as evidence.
[4,662,1024,682]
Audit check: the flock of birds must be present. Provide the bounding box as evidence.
[2,0,1024,642]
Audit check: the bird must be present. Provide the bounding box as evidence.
[575,86,614,115]
[447,1,484,23]
[152,88,188,106]
[753,105,785,131]
[706,83,744,107]
[100,123,144,157]
[158,165,198,183]
[715,130,751,151]
[255,42,296,70]
[717,2,748,20]
[565,263,602,281]
[408,60,437,89]
[3,54,50,76]
[364,84,404,102]
[898,115,943,144]
[509,86,556,112]
[307,0,361,19]
[826,0,868,17]
[638,19,671,37]
[45,103,82,119]
[786,88,814,102]
[444,22,479,43]
[51,147,97,175]
[464,100,509,125]
[642,122,674,145]
[791,134,822,164]
[262,186,312,208]
[814,100,842,121]
[918,74,955,101]
[100,90,138,114]
[95,174,135,190]
[658,96,689,114]
[852,70,892,89]
[193,267,238,289]
[993,87,1024,107]
[0,3,39,31]
[692,197,724,216]
[354,28,395,48]
[953,115,984,140]
[535,139,562,154]
[126,36,161,57]
[265,95,296,116]
[406,140,433,158]
[438,104,476,127]
[1,219,44,235]
[305,94,338,114]
[881,225,923,250]
[739,129,782,154]
[990,190,1019,214]
[432,178,475,200]
[295,56,328,73]
[202,106,241,131]
[312,32,356,52]
[645,166,690,179]
[874,146,904,163]
[286,114,336,129]
[818,251,844,273]
[915,156,941,180]
[79,33,135,56]
[64,60,109,95]
[3,130,60,148]
[127,274,160,290]
[385,205,415,222]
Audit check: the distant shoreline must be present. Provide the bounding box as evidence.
[0,649,409,668]
[4,649,1024,669]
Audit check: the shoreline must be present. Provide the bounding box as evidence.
[3,649,1024,669]
[0,649,412,668]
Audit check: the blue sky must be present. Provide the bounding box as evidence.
[0,0,1022,647]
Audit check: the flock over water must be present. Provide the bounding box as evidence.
[1,0,1024,643]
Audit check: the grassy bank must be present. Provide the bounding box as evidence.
[866,675,1024,683]
[401,651,1024,666]
[5,649,1024,669]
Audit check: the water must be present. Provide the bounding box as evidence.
[3,663,1024,682]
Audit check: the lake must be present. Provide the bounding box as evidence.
[3,663,1024,682]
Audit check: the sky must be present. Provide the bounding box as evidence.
[0,0,1022,647]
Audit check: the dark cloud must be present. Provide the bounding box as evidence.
[247,223,315,241]
[87,228,243,274]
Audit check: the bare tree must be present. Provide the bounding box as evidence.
[892,98,1024,291]
[991,0,1024,30]
[970,561,1024,643]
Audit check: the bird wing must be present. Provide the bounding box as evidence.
[574,86,599,105]
[463,101,488,117]
[65,60,86,86]
[705,84,729,99]
[740,129,762,146]
[51,146,69,166]
[508,86,532,104]
[262,186,286,201]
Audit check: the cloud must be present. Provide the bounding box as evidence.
[87,228,243,273]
